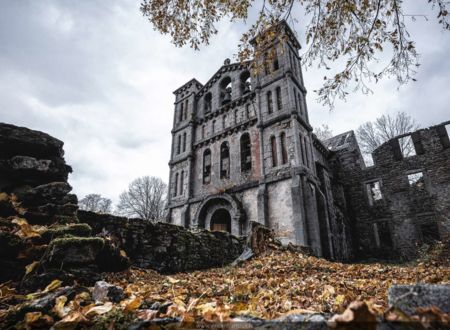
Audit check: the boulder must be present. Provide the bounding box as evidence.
[388,284,450,314]
[92,281,125,303]
[0,123,64,159]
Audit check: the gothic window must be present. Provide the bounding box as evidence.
[182,132,186,152]
[299,134,305,165]
[174,172,178,197]
[293,52,299,76]
[201,125,205,139]
[204,92,212,114]
[212,120,216,134]
[222,115,227,129]
[304,137,309,166]
[280,132,288,164]
[220,142,230,179]
[270,136,278,167]
[234,110,238,124]
[366,181,382,206]
[185,99,189,120]
[220,77,232,105]
[276,86,282,111]
[264,53,270,75]
[240,133,252,172]
[179,171,184,195]
[203,149,211,184]
[240,71,251,95]
[176,135,181,154]
[245,104,250,119]
[179,103,184,122]
[267,91,273,114]
[273,52,279,71]
[297,93,303,116]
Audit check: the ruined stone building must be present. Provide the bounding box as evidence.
[167,21,450,261]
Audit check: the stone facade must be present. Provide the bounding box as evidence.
[167,21,450,261]
[167,22,354,261]
[328,123,450,260]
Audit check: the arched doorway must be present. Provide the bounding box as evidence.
[210,209,231,233]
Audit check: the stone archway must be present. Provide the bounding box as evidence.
[195,193,246,236]
[210,208,231,232]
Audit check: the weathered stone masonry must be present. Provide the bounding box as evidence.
[167,21,450,261]
[328,122,450,260]
[167,22,354,261]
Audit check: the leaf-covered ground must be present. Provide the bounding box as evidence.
[1,245,449,328]
[106,247,450,322]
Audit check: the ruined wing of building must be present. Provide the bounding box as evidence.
[166,21,450,261]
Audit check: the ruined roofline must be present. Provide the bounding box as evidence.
[373,119,450,153]
[172,78,203,95]
[323,130,355,150]
[195,60,252,97]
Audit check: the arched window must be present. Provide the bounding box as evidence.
[174,172,178,197]
[203,149,211,184]
[267,91,273,114]
[222,114,227,129]
[176,135,181,154]
[220,142,230,179]
[201,125,205,139]
[245,104,250,119]
[276,86,283,111]
[273,53,279,71]
[179,171,184,195]
[280,132,288,164]
[240,133,252,172]
[298,93,303,116]
[182,132,187,152]
[240,71,251,95]
[220,77,232,105]
[204,93,212,114]
[179,103,184,122]
[185,99,189,120]
[264,53,270,75]
[270,136,278,167]
[234,110,238,124]
[212,120,216,134]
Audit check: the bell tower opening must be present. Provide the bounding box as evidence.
[210,209,231,233]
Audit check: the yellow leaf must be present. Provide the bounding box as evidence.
[84,302,113,317]
[120,249,127,258]
[25,312,54,327]
[334,294,346,306]
[25,261,39,275]
[167,276,180,284]
[43,279,62,293]
[122,296,142,312]
[53,296,68,318]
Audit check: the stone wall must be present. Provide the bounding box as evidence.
[331,122,450,260]
[77,210,245,274]
[0,123,128,286]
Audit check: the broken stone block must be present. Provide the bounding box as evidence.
[44,237,105,267]
[92,281,124,303]
[388,284,450,314]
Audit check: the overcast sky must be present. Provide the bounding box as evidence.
[1,1,449,205]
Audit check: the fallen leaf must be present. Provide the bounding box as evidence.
[329,301,377,329]
[167,276,180,284]
[137,309,159,321]
[53,311,89,330]
[84,302,113,317]
[25,312,54,328]
[25,261,39,275]
[122,296,142,312]
[43,279,62,293]
[52,295,69,318]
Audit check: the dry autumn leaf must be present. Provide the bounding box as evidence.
[122,296,142,312]
[43,279,62,293]
[25,261,39,275]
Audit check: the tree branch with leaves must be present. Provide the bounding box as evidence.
[141,0,450,108]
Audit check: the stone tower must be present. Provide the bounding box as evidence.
[167,21,343,258]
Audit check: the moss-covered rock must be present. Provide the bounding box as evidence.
[38,223,92,244]
[44,237,105,267]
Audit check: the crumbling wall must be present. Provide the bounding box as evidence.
[0,123,128,287]
[78,210,245,274]
[332,122,450,260]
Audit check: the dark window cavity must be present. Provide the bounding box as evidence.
[240,133,252,172]
[220,142,230,179]
[203,149,211,184]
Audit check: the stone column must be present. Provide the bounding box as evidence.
[290,173,308,246]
